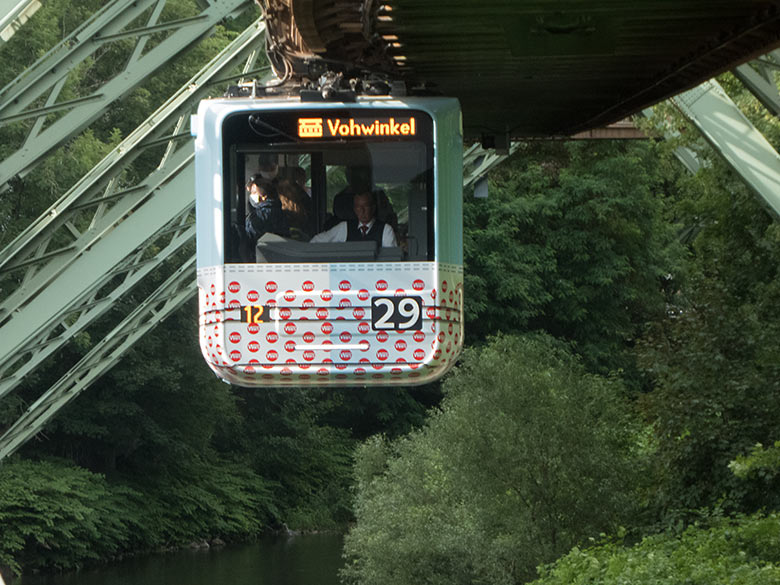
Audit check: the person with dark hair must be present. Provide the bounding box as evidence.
[277,178,313,240]
[311,191,397,247]
[245,176,289,247]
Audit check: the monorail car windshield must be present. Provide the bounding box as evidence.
[193,97,464,386]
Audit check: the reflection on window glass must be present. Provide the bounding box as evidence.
[223,109,433,264]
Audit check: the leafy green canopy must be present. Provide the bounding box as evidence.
[533,513,780,585]
[464,140,678,374]
[343,334,641,585]
[635,97,780,518]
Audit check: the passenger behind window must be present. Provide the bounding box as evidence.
[277,177,313,240]
[244,176,289,260]
[311,191,397,248]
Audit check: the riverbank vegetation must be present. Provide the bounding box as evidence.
[2,1,780,583]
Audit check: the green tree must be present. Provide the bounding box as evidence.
[464,140,678,374]
[343,334,642,585]
[533,513,780,585]
[635,110,780,519]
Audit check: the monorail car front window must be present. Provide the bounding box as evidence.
[221,109,434,264]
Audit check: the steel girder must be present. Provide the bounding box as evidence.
[0,256,197,460]
[672,78,780,218]
[0,0,42,42]
[0,19,269,413]
[734,51,780,117]
[0,0,253,191]
[462,142,521,191]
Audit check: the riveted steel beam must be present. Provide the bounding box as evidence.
[0,0,253,190]
[0,256,197,461]
[0,0,42,42]
[734,51,780,117]
[0,19,268,402]
[672,79,780,218]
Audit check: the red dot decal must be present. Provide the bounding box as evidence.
[265,281,278,293]
[339,331,352,343]
[284,322,297,335]
[358,322,370,334]
[321,322,334,334]
[414,349,426,360]
[395,339,407,351]
[377,349,389,361]
[353,307,366,320]
[413,279,425,291]
[338,280,351,292]
[377,331,389,343]
[247,290,259,302]
[376,279,388,291]
[229,281,240,293]
[317,308,329,320]
[266,331,279,343]
[358,289,369,301]
[266,350,278,361]
[321,289,333,301]
[285,340,296,352]
[413,331,425,343]
[230,350,241,362]
[229,332,241,344]
[284,290,296,302]
[303,331,315,343]
[302,280,315,292]
[339,350,352,361]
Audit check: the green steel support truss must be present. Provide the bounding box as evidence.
[0,0,252,191]
[0,9,778,460]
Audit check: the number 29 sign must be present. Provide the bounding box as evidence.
[371,296,423,331]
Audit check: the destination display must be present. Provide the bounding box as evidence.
[298,116,417,138]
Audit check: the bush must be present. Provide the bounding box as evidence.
[0,459,135,575]
[0,457,274,576]
[343,334,642,585]
[533,513,780,585]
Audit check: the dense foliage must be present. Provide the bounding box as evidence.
[533,513,780,585]
[1,3,779,583]
[463,140,678,374]
[343,335,641,585]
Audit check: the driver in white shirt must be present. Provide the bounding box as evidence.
[310,191,398,248]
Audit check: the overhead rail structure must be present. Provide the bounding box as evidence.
[672,77,780,218]
[0,0,41,42]
[0,18,269,457]
[0,0,253,192]
[1,1,780,459]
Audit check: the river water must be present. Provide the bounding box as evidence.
[18,534,344,585]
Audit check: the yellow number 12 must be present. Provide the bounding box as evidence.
[243,305,265,324]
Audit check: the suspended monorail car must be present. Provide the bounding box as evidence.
[192,95,463,386]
